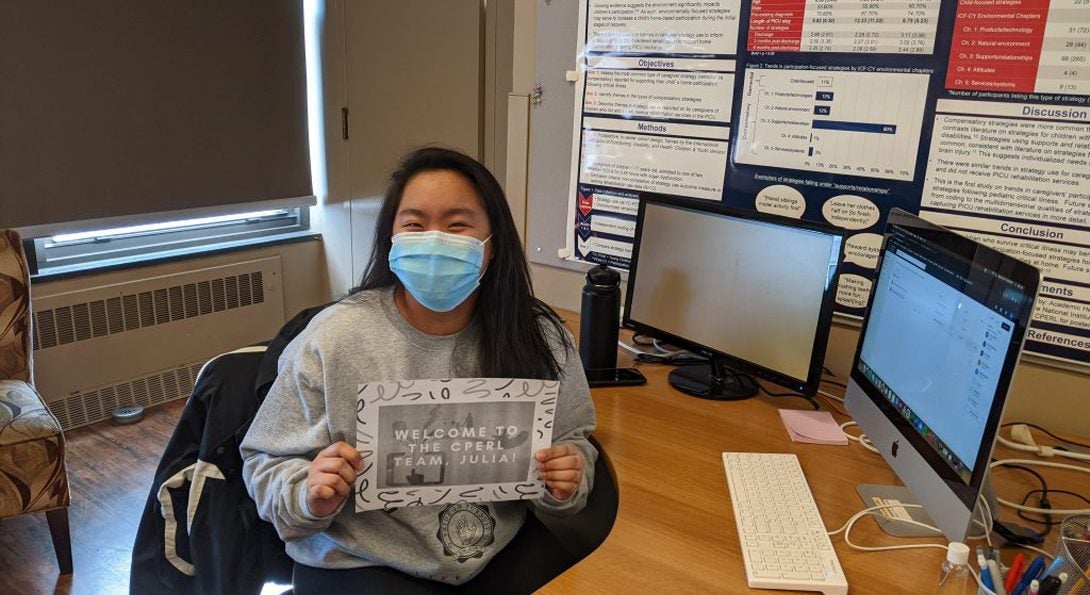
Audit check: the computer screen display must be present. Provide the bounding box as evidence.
[624,196,844,396]
[860,245,1017,483]
[846,209,1039,540]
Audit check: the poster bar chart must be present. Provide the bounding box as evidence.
[736,68,930,180]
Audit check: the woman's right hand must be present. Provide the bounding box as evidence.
[306,441,364,518]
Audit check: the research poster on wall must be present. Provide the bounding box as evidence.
[565,0,1090,367]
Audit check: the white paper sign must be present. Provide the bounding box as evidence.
[354,378,558,512]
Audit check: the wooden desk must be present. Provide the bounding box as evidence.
[540,352,1088,594]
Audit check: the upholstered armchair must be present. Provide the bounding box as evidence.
[0,229,72,574]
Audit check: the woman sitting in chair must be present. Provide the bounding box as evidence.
[241,147,597,594]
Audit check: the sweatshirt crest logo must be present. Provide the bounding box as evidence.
[437,503,496,563]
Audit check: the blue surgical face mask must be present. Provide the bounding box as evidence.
[388,230,491,312]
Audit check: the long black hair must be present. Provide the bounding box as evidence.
[353,147,571,380]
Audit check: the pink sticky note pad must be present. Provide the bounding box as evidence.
[779,409,848,445]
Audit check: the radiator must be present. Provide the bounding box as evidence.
[31,257,286,430]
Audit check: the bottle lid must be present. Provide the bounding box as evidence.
[946,542,970,565]
[586,264,620,287]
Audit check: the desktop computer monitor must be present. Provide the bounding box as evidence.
[623,195,845,399]
[844,209,1040,542]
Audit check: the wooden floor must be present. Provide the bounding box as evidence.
[0,399,187,595]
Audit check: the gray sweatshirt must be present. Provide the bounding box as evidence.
[240,288,597,585]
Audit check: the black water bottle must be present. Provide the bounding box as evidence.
[579,264,621,371]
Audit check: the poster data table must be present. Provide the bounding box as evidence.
[748,0,941,54]
[947,0,1090,94]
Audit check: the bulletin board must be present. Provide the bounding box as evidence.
[526,0,1090,369]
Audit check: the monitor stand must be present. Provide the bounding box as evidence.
[668,358,759,401]
[855,485,940,538]
[856,476,998,538]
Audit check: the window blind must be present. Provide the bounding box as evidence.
[0,0,312,231]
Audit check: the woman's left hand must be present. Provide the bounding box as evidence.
[535,444,586,501]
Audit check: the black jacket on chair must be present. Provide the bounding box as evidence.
[129,304,329,595]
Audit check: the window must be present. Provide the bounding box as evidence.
[28,208,312,277]
[5,1,315,276]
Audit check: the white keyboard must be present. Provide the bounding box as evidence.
[722,452,848,595]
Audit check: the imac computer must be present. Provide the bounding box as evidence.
[844,209,1040,542]
[623,195,845,400]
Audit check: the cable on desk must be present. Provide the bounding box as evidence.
[996,427,1090,464]
[1001,421,1090,450]
[1002,462,1050,491]
[978,496,994,549]
[651,338,685,356]
[989,459,1090,515]
[616,341,702,366]
[840,421,879,454]
[816,393,849,417]
[1010,544,1054,560]
[820,367,848,388]
[1018,489,1090,531]
[617,339,655,357]
[633,353,709,365]
[826,502,949,553]
[817,389,844,402]
[621,336,695,360]
[617,338,707,365]
[822,483,1055,595]
[827,509,1019,595]
[757,385,819,410]
[825,498,1043,593]
[999,463,1059,532]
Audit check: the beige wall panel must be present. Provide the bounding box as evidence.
[309,0,355,297]
[344,1,483,282]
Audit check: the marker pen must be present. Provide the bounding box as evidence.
[987,558,1007,595]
